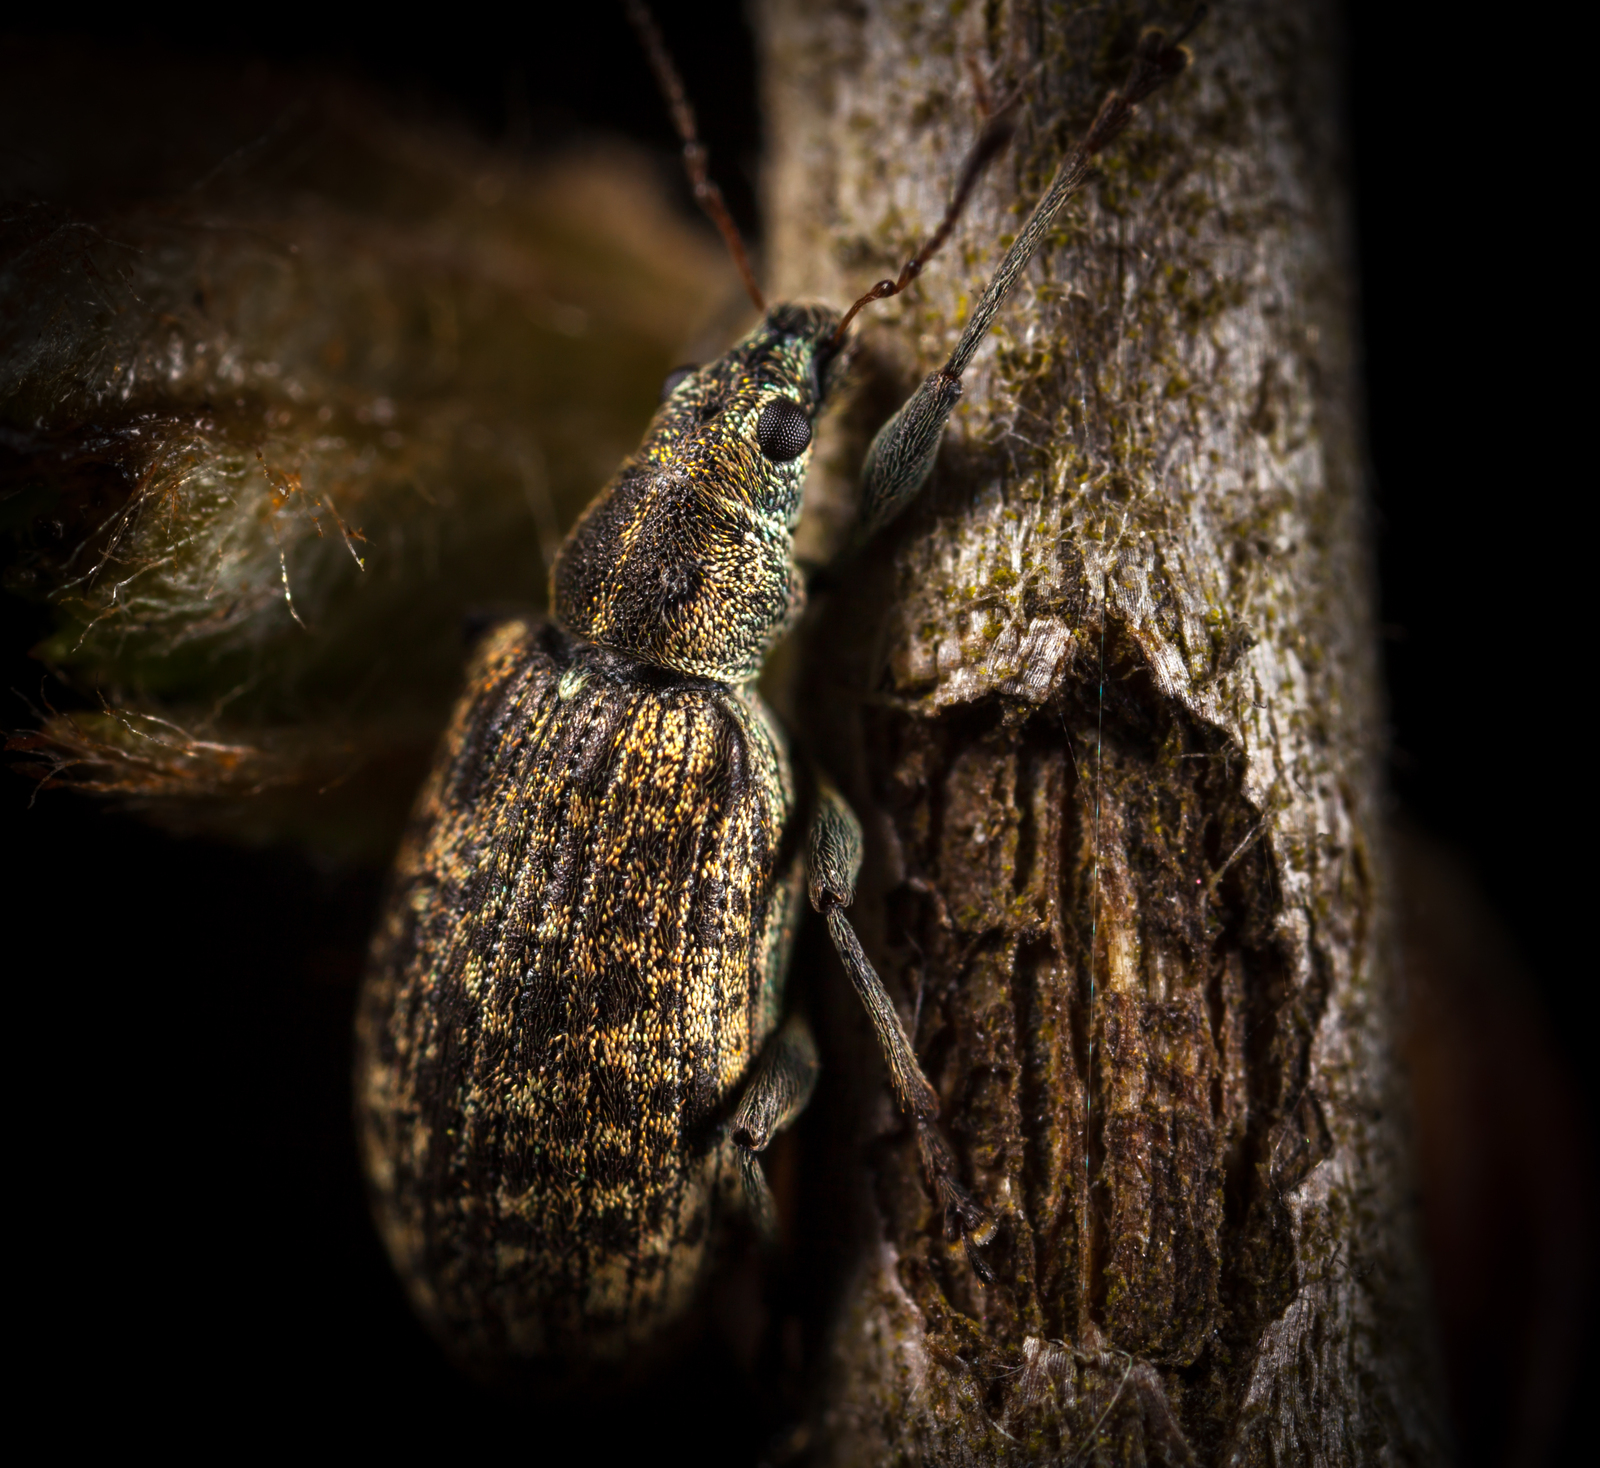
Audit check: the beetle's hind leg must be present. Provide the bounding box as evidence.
[730,1012,819,1242]
[808,776,997,1279]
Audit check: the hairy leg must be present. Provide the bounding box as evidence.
[730,1011,819,1240]
[808,775,995,1276]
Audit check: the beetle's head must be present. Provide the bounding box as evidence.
[552,302,849,682]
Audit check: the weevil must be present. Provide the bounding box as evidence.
[355,3,1198,1377]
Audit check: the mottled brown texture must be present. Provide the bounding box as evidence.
[757,0,1447,1460]
[357,617,802,1373]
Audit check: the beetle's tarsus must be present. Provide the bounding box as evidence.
[737,1145,779,1245]
[918,1116,997,1273]
[963,1235,997,1284]
[730,1013,818,1245]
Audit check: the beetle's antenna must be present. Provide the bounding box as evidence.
[941,10,1204,378]
[832,87,1025,347]
[625,0,766,313]
[848,10,1203,547]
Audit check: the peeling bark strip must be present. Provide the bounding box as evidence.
[760,1,1446,1462]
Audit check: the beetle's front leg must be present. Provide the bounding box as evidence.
[730,1012,819,1241]
[808,775,997,1279]
[855,369,963,542]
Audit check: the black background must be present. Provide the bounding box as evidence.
[2,2,1586,1460]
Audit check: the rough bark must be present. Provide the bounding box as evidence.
[758,2,1447,1461]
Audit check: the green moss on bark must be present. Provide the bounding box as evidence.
[761,1,1446,1461]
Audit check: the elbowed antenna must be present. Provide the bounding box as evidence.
[852,10,1205,542]
[625,0,767,313]
[831,85,1026,347]
[834,8,1205,353]
[941,10,1205,379]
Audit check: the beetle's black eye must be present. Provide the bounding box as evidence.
[660,365,697,401]
[755,398,811,461]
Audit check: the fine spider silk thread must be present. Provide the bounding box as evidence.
[1087,575,1107,1125]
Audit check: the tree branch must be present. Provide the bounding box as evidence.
[760,2,1448,1460]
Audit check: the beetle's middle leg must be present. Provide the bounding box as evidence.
[730,1012,819,1240]
[807,775,997,1278]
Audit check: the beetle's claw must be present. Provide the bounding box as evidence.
[916,1118,996,1277]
